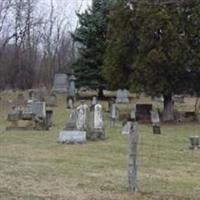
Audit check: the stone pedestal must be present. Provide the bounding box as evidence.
[59,130,86,144]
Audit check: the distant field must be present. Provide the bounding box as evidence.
[0,91,200,200]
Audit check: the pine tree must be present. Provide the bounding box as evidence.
[103,0,200,121]
[72,0,117,99]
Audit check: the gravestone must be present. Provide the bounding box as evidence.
[76,101,89,130]
[93,104,105,139]
[68,74,76,97]
[7,101,53,130]
[58,107,87,144]
[122,89,129,103]
[109,103,119,128]
[52,73,68,93]
[46,94,57,107]
[90,96,97,111]
[67,97,74,109]
[130,108,136,120]
[136,104,152,123]
[59,130,86,144]
[31,101,46,118]
[116,89,123,103]
[116,89,129,103]
[150,108,161,134]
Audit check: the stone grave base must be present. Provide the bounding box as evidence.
[58,130,86,144]
[87,128,106,141]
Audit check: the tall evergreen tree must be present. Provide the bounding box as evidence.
[72,0,117,98]
[103,0,200,121]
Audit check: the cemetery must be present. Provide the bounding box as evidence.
[0,90,200,200]
[0,0,200,199]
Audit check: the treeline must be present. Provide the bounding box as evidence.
[73,0,200,120]
[0,0,76,90]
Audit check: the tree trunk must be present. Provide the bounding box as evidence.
[163,94,174,122]
[98,87,104,100]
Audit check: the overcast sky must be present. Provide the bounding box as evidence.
[40,0,92,30]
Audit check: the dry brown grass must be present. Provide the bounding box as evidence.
[0,91,200,200]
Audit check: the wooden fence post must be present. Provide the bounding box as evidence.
[128,121,139,192]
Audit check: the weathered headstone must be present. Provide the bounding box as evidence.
[68,74,76,97]
[109,103,119,128]
[58,107,87,144]
[7,101,53,130]
[116,89,129,103]
[52,73,68,93]
[31,101,46,118]
[116,89,123,103]
[46,94,57,107]
[76,101,89,130]
[150,108,161,134]
[122,89,129,103]
[90,96,97,111]
[67,97,74,109]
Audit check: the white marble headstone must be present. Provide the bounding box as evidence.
[151,109,160,124]
[94,104,103,129]
[76,103,89,130]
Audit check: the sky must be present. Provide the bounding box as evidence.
[40,0,92,30]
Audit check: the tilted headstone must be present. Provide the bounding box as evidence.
[52,73,68,93]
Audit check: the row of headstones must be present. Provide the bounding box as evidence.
[59,100,105,144]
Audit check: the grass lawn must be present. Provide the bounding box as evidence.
[0,92,200,200]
